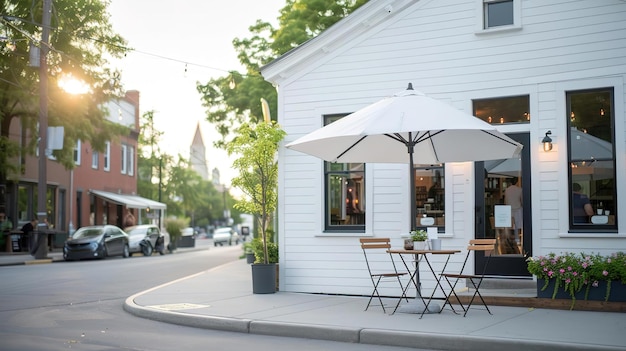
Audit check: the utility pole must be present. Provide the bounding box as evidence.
[34,0,52,259]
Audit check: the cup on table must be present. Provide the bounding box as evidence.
[597,209,603,215]
[430,239,441,251]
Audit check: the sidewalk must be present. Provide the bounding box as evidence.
[3,248,624,350]
[124,259,626,351]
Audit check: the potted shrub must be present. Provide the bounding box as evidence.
[226,121,285,294]
[411,229,428,250]
[164,218,188,253]
[527,251,626,309]
[241,241,255,264]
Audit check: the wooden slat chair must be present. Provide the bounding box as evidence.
[439,239,497,317]
[359,238,408,313]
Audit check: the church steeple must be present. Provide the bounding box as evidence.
[190,122,209,180]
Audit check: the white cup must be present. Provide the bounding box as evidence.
[605,210,610,215]
[597,209,603,215]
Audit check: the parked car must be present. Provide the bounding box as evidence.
[212,227,240,246]
[63,225,129,261]
[125,224,166,256]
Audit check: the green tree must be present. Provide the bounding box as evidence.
[227,121,285,264]
[137,110,173,203]
[0,0,129,201]
[196,0,368,144]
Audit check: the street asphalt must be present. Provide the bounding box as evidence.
[1,245,625,351]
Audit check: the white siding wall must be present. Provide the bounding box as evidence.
[273,0,626,295]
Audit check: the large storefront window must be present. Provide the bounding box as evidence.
[324,115,365,231]
[414,166,445,231]
[567,88,617,231]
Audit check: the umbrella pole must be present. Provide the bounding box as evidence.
[408,134,417,231]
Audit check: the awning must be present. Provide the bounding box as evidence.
[90,190,167,210]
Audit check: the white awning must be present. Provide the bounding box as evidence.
[90,190,167,210]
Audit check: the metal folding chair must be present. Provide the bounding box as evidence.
[440,239,496,316]
[359,238,408,313]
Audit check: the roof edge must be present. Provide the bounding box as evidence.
[261,0,418,85]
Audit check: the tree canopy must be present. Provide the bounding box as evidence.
[196,0,368,146]
[0,0,129,180]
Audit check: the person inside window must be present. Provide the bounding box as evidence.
[572,183,594,223]
[504,177,523,241]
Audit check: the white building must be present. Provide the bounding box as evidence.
[261,0,626,296]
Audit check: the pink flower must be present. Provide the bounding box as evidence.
[560,268,565,274]
[603,270,608,276]
[582,262,588,268]
[573,272,578,276]
[593,281,599,287]
[548,271,554,277]
[565,278,571,284]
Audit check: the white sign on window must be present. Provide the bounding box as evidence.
[494,205,512,228]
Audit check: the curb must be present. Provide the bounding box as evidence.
[124,293,621,351]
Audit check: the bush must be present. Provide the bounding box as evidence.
[164,217,188,249]
[251,238,278,264]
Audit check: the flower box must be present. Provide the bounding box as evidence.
[537,278,626,302]
[528,251,626,309]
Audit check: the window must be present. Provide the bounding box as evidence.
[567,88,617,231]
[484,0,513,28]
[104,141,110,171]
[91,151,99,169]
[324,115,365,231]
[73,140,81,166]
[121,144,127,174]
[473,95,530,125]
[415,166,445,231]
[128,146,134,176]
[478,0,520,31]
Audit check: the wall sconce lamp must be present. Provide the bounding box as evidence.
[542,130,553,152]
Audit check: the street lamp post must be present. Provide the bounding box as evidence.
[34,0,52,259]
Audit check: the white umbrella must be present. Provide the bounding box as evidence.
[286,83,523,229]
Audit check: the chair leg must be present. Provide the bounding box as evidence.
[365,277,388,313]
[440,276,466,315]
[463,277,492,317]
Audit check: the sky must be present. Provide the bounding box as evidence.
[107,0,285,191]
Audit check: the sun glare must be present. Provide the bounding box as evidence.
[58,74,90,95]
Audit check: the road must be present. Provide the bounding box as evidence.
[0,239,423,351]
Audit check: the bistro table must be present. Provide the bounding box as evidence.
[387,248,461,318]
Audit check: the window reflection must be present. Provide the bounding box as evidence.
[567,89,616,229]
[415,167,445,230]
[473,95,530,124]
[324,115,365,230]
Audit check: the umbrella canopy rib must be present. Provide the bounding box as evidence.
[335,135,368,161]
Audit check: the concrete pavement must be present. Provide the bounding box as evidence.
[2,246,625,350]
[123,259,626,351]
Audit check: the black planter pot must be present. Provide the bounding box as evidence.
[246,253,255,264]
[537,278,626,302]
[251,263,277,294]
